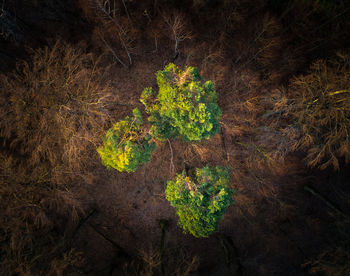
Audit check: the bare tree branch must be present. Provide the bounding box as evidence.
[93,0,134,66]
[162,11,192,59]
[98,32,127,67]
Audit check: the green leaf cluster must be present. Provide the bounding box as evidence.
[165,166,234,238]
[97,108,156,172]
[141,63,221,142]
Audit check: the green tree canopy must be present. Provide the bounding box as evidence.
[97,108,156,172]
[141,63,222,142]
[165,166,234,238]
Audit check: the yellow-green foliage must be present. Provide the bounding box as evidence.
[141,63,222,142]
[165,166,234,238]
[97,108,156,172]
[289,51,350,170]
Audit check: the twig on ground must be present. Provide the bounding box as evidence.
[304,185,348,218]
[88,222,130,255]
[71,209,97,241]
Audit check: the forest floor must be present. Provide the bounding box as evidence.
[1,0,350,275]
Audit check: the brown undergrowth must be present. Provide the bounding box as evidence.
[0,40,118,177]
[0,152,86,275]
[265,50,350,170]
[1,0,350,275]
[0,40,119,274]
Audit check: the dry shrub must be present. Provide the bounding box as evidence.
[85,0,138,67]
[144,14,166,53]
[279,0,350,65]
[0,153,84,275]
[0,39,120,274]
[303,248,350,276]
[273,51,350,170]
[161,10,192,57]
[139,246,199,276]
[200,45,229,87]
[222,0,349,88]
[221,1,287,82]
[220,78,262,140]
[139,246,162,275]
[216,71,303,220]
[48,248,86,276]
[228,140,282,203]
[221,0,266,32]
[142,8,193,59]
[256,89,303,163]
[249,15,282,65]
[0,41,117,273]
[0,40,116,177]
[286,0,327,44]
[235,12,301,86]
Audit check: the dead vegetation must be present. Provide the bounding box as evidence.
[91,0,137,67]
[0,0,350,275]
[269,51,350,170]
[303,247,350,276]
[0,40,117,274]
[161,11,192,60]
[0,40,118,178]
[138,246,199,276]
[0,152,86,275]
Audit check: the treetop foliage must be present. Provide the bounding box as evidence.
[97,108,156,172]
[165,166,234,238]
[141,63,222,142]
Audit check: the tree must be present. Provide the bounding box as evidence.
[97,108,156,172]
[165,166,234,238]
[141,63,222,142]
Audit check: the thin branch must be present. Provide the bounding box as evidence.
[152,36,158,53]
[304,185,348,218]
[167,138,175,177]
[98,32,127,68]
[143,9,152,24]
[220,126,230,162]
[71,209,97,241]
[162,12,192,57]
[95,0,133,66]
[88,223,130,255]
[121,0,131,21]
[159,219,168,276]
[119,33,133,66]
